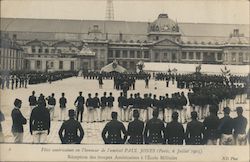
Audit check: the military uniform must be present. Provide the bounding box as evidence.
[185,119,204,145]
[102,119,127,144]
[28,94,37,118]
[144,117,165,144]
[233,115,248,145]
[203,114,220,145]
[127,119,144,144]
[100,95,108,121]
[74,95,85,122]
[165,120,185,145]
[47,96,56,120]
[86,97,94,123]
[59,96,67,121]
[93,96,100,122]
[107,95,114,120]
[30,105,50,144]
[58,118,84,144]
[218,115,234,145]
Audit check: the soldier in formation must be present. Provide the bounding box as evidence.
[58,109,84,144]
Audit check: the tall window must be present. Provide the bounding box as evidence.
[36,60,41,69]
[144,51,149,58]
[122,50,128,58]
[196,52,201,60]
[59,61,63,69]
[163,53,168,59]
[189,52,194,60]
[32,46,36,53]
[130,51,135,58]
[108,50,113,58]
[45,49,49,53]
[231,53,236,62]
[38,48,42,53]
[239,53,243,62]
[217,52,222,60]
[181,52,187,59]
[172,52,176,61]
[155,52,159,60]
[115,50,120,58]
[137,51,141,58]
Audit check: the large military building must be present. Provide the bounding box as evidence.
[0,13,249,72]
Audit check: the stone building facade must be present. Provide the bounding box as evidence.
[0,13,249,72]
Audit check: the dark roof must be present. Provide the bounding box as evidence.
[1,17,249,44]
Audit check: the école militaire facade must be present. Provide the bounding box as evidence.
[0,14,249,72]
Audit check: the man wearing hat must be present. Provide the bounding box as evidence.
[30,98,50,144]
[102,112,127,144]
[233,107,248,145]
[165,111,185,145]
[59,93,67,121]
[11,99,27,143]
[144,110,165,144]
[28,91,37,118]
[185,111,204,145]
[46,93,56,121]
[74,91,85,123]
[203,105,220,145]
[58,109,84,144]
[127,110,144,144]
[218,107,234,145]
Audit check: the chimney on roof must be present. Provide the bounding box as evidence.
[119,33,123,41]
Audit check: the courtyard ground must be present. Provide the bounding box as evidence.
[0,77,249,144]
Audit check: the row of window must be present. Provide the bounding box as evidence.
[181,52,223,60]
[108,50,150,59]
[225,52,249,62]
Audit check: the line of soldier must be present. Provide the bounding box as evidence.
[0,74,28,89]
[28,91,189,124]
[82,71,151,80]
[102,106,249,145]
[7,98,249,145]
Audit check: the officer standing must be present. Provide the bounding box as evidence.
[86,93,94,123]
[28,91,37,118]
[165,112,185,145]
[100,92,108,122]
[127,110,144,144]
[74,92,85,123]
[59,93,67,121]
[144,110,165,144]
[203,105,220,145]
[46,93,56,121]
[218,107,234,145]
[107,93,114,121]
[185,111,204,145]
[58,109,84,144]
[93,93,101,122]
[102,112,127,144]
[30,99,50,144]
[233,107,248,145]
[11,99,27,143]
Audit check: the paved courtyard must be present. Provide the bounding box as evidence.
[0,77,249,144]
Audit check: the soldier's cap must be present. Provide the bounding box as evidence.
[32,91,35,94]
[79,91,82,94]
[111,112,118,119]
[68,109,75,117]
[223,107,231,114]
[191,111,198,119]
[14,98,22,107]
[152,109,159,117]
[236,107,243,113]
[133,110,139,118]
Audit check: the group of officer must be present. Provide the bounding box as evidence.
[0,74,28,90]
[102,105,249,145]
[8,97,249,145]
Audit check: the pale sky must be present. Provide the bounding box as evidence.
[1,0,249,24]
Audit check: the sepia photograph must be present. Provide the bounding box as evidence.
[0,0,249,161]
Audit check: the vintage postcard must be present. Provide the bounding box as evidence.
[0,0,249,161]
